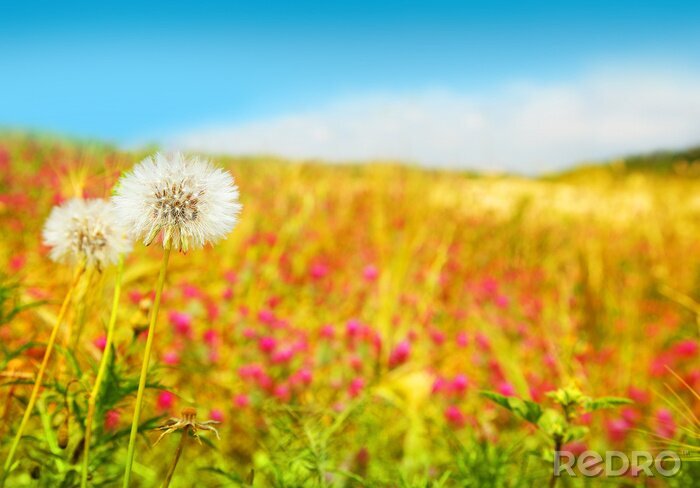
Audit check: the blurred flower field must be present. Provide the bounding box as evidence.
[0,133,699,487]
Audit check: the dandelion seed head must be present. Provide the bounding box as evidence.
[181,407,197,422]
[42,198,131,268]
[112,152,241,252]
[153,406,221,445]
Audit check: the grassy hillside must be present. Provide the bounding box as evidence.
[0,133,699,486]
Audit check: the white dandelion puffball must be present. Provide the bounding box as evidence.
[112,153,242,252]
[42,198,132,268]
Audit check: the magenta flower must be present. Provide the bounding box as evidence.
[157,391,175,412]
[104,409,121,431]
[128,290,143,304]
[273,383,291,401]
[93,335,107,351]
[606,418,631,443]
[444,405,466,428]
[494,294,509,309]
[207,302,220,321]
[310,262,329,280]
[655,408,676,438]
[627,386,650,404]
[9,254,26,272]
[258,336,277,354]
[209,409,224,422]
[388,340,411,368]
[432,376,447,395]
[319,324,335,339]
[452,374,469,394]
[296,368,313,385]
[203,328,219,346]
[346,319,362,338]
[271,347,294,364]
[363,264,379,282]
[223,270,237,284]
[181,283,203,300]
[238,363,264,381]
[673,339,698,358]
[430,329,446,346]
[475,332,491,351]
[496,381,515,397]
[349,377,365,397]
[168,311,193,337]
[162,350,180,366]
[258,309,276,325]
[234,394,250,408]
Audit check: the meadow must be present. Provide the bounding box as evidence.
[0,133,699,487]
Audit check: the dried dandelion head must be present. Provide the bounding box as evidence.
[154,407,220,445]
[112,153,241,252]
[42,198,132,268]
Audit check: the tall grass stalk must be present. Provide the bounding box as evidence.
[123,247,171,487]
[81,255,125,488]
[1,263,86,486]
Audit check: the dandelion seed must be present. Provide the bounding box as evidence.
[42,198,131,268]
[112,152,241,252]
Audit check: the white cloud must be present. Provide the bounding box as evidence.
[169,68,700,173]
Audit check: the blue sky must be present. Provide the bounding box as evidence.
[2,1,700,171]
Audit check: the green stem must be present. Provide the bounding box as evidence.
[123,248,171,487]
[1,264,85,486]
[81,256,125,488]
[549,436,563,488]
[162,429,188,488]
[71,266,96,351]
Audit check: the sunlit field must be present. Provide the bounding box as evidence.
[1,133,699,487]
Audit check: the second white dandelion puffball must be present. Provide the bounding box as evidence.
[42,198,132,268]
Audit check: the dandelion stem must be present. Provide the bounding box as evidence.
[1,264,85,486]
[81,255,124,488]
[70,266,96,350]
[123,247,171,487]
[162,429,188,488]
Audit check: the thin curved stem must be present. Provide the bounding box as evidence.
[162,429,188,488]
[70,266,96,350]
[1,264,85,486]
[123,247,171,487]
[81,256,125,488]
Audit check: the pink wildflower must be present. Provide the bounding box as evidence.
[93,335,107,351]
[168,311,193,337]
[444,405,466,428]
[388,340,411,368]
[157,391,175,411]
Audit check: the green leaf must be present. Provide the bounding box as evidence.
[481,391,543,424]
[583,396,632,412]
[199,466,245,484]
[564,425,589,443]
